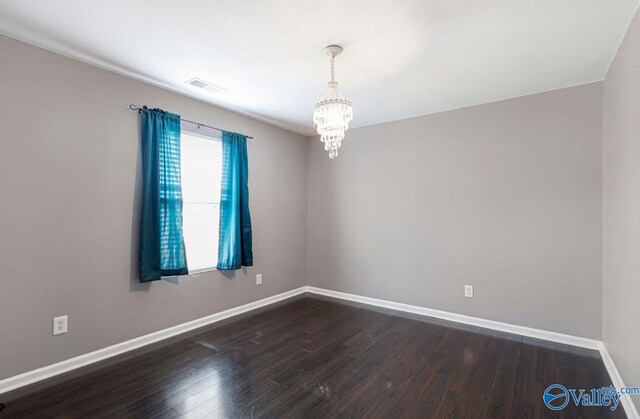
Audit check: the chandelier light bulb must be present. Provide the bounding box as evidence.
[313,45,353,159]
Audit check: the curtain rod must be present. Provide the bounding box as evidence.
[129,105,254,139]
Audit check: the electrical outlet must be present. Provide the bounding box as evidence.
[256,273,262,285]
[464,285,474,298]
[53,315,68,335]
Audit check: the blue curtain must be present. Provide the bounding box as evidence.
[217,131,253,270]
[139,107,188,281]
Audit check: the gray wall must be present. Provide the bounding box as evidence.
[307,83,604,339]
[0,35,307,380]
[603,8,640,413]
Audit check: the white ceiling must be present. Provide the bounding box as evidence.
[1,0,638,135]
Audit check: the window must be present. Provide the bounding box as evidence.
[180,129,222,272]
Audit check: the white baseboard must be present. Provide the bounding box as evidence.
[0,287,307,395]
[305,286,638,419]
[599,343,640,418]
[305,286,601,349]
[1,285,636,418]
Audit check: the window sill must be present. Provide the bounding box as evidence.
[189,266,218,276]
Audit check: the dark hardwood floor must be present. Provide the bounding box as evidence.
[0,296,624,418]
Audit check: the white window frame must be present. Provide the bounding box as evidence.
[180,124,222,275]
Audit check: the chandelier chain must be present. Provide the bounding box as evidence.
[330,55,336,82]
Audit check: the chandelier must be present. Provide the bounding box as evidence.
[313,45,353,159]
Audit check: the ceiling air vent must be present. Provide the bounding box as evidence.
[184,77,227,93]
